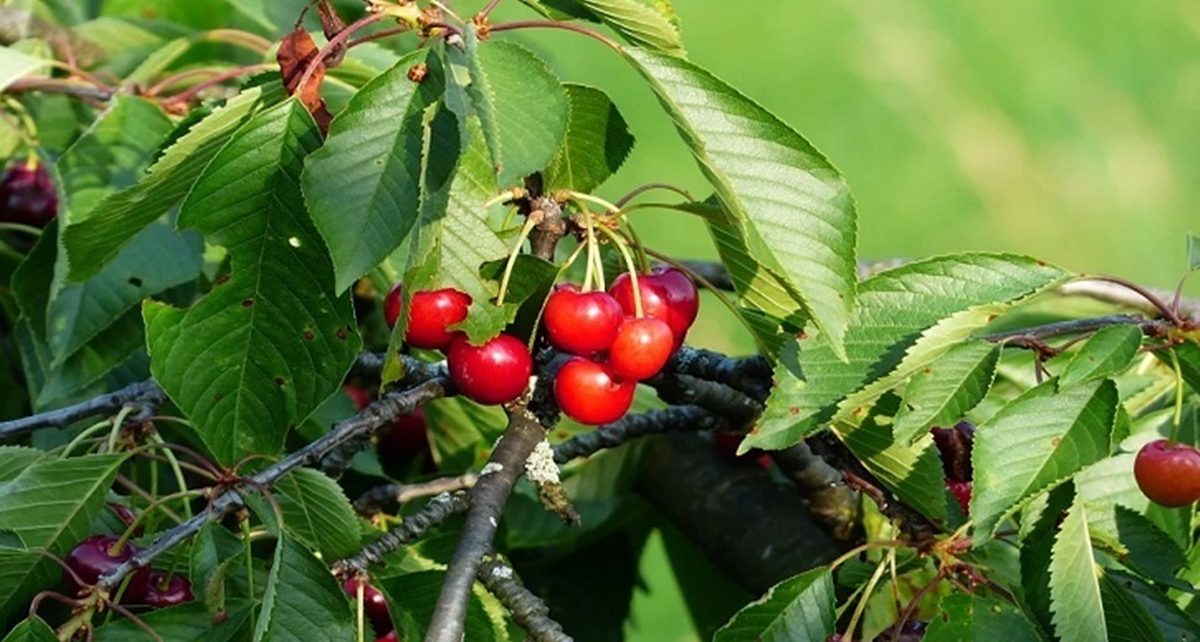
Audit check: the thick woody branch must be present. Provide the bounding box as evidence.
[425,401,548,642]
[772,442,861,541]
[354,474,478,515]
[97,379,446,590]
[647,373,760,428]
[334,492,470,575]
[477,556,573,642]
[552,405,728,464]
[667,347,771,401]
[0,380,165,440]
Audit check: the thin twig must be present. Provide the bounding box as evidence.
[982,315,1169,345]
[552,405,727,464]
[488,20,621,50]
[333,492,470,575]
[615,182,694,208]
[0,380,164,440]
[159,63,275,107]
[5,78,115,102]
[477,556,573,642]
[294,12,387,100]
[353,473,478,514]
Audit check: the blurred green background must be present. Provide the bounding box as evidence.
[491,2,1200,639]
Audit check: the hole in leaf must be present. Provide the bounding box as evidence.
[127,276,143,287]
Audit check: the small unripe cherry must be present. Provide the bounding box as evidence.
[343,578,393,636]
[543,285,623,355]
[406,289,472,350]
[1134,439,1200,507]
[383,283,404,329]
[609,317,673,381]
[554,358,636,425]
[447,334,532,405]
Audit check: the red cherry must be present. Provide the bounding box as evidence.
[344,578,394,636]
[106,503,142,536]
[543,285,623,355]
[377,632,399,642]
[345,384,372,411]
[947,479,972,514]
[609,317,673,381]
[383,283,404,329]
[63,535,148,600]
[554,358,636,425]
[447,334,532,405]
[406,289,472,350]
[609,266,698,347]
[1134,439,1200,507]
[377,407,433,471]
[141,570,195,608]
[0,162,57,228]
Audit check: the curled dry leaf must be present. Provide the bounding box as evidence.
[277,27,334,132]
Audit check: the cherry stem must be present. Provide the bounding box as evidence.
[1084,275,1185,327]
[160,63,276,108]
[827,539,902,573]
[496,215,540,307]
[348,25,413,48]
[1170,349,1184,445]
[295,12,387,101]
[59,419,114,458]
[488,20,621,51]
[357,579,366,642]
[596,225,643,317]
[111,489,204,555]
[104,405,136,453]
[843,549,893,641]
[615,182,694,208]
[478,0,504,20]
[148,431,197,519]
[200,29,274,54]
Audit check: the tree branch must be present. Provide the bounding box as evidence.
[5,77,114,102]
[646,373,761,427]
[771,442,861,541]
[667,347,771,401]
[0,380,164,440]
[425,400,547,642]
[97,378,446,590]
[983,314,1171,344]
[333,492,470,576]
[477,556,573,642]
[353,474,478,515]
[552,405,728,464]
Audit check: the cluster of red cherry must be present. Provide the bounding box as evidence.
[61,520,193,608]
[381,265,699,426]
[342,578,396,641]
[931,422,974,514]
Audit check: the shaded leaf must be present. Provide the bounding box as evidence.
[0,47,50,91]
[254,538,355,642]
[1097,569,1163,642]
[574,0,685,54]
[893,340,1000,444]
[94,600,253,641]
[712,567,834,642]
[544,84,634,194]
[924,592,1046,641]
[377,570,503,641]
[273,468,360,559]
[0,618,56,642]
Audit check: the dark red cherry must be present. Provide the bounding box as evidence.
[406,289,472,350]
[0,162,57,228]
[383,283,404,329]
[344,577,394,636]
[947,479,972,514]
[609,317,673,381]
[1134,439,1200,507]
[543,285,623,355]
[107,503,143,536]
[345,383,372,411]
[63,535,148,600]
[447,333,533,405]
[554,358,636,425]
[931,421,974,482]
[377,407,434,472]
[377,632,399,642]
[609,266,698,348]
[141,570,194,608]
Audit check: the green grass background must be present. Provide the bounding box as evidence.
[492,1,1200,638]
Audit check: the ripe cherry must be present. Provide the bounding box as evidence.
[383,283,404,329]
[345,383,372,411]
[609,317,673,381]
[609,266,698,347]
[63,535,148,599]
[141,570,195,608]
[931,421,974,482]
[377,408,434,473]
[947,479,972,514]
[0,162,57,228]
[107,503,143,536]
[543,285,623,355]
[1134,439,1200,507]
[377,632,399,642]
[343,578,393,636]
[554,358,636,425]
[406,289,472,350]
[447,333,532,405]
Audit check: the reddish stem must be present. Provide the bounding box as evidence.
[488,20,621,51]
[160,63,274,107]
[293,12,386,100]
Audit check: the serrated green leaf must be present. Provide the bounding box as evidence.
[144,100,361,465]
[453,254,558,344]
[748,254,1068,451]
[924,592,1046,641]
[254,537,355,642]
[62,82,284,281]
[972,379,1117,541]
[1020,482,1075,634]
[0,454,125,622]
[893,341,1000,444]
[1060,325,1142,388]
[1075,453,1191,552]
[0,617,56,642]
[377,570,502,641]
[0,47,50,91]
[1106,505,1187,587]
[15,311,149,410]
[94,600,253,641]
[0,447,46,483]
[573,0,685,53]
[712,567,834,642]
[302,48,445,293]
[544,84,634,194]
[190,522,242,619]
[1098,569,1164,642]
[465,31,568,186]
[1108,569,1200,642]
[1049,501,1107,642]
[627,48,858,358]
[273,468,360,559]
[1165,342,1200,397]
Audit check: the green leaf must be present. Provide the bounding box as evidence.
[272,468,360,559]
[573,0,685,54]
[1049,501,1107,642]
[1104,506,1187,587]
[1020,483,1076,633]
[748,254,1068,451]
[1059,325,1142,388]
[62,82,284,281]
[627,48,858,358]
[972,379,1117,541]
[455,254,559,344]
[0,47,50,91]
[923,593,1046,641]
[1164,342,1200,397]
[1187,232,1200,272]
[301,48,445,293]
[377,570,503,641]
[712,567,834,642]
[0,454,126,622]
[465,31,568,186]
[0,447,46,484]
[1075,453,1191,552]
[144,100,361,465]
[254,537,355,642]
[1097,569,1163,642]
[836,392,948,522]
[0,618,56,642]
[893,341,1000,444]
[94,600,254,641]
[1108,568,1200,642]
[124,36,190,85]
[544,84,634,194]
[190,522,242,618]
